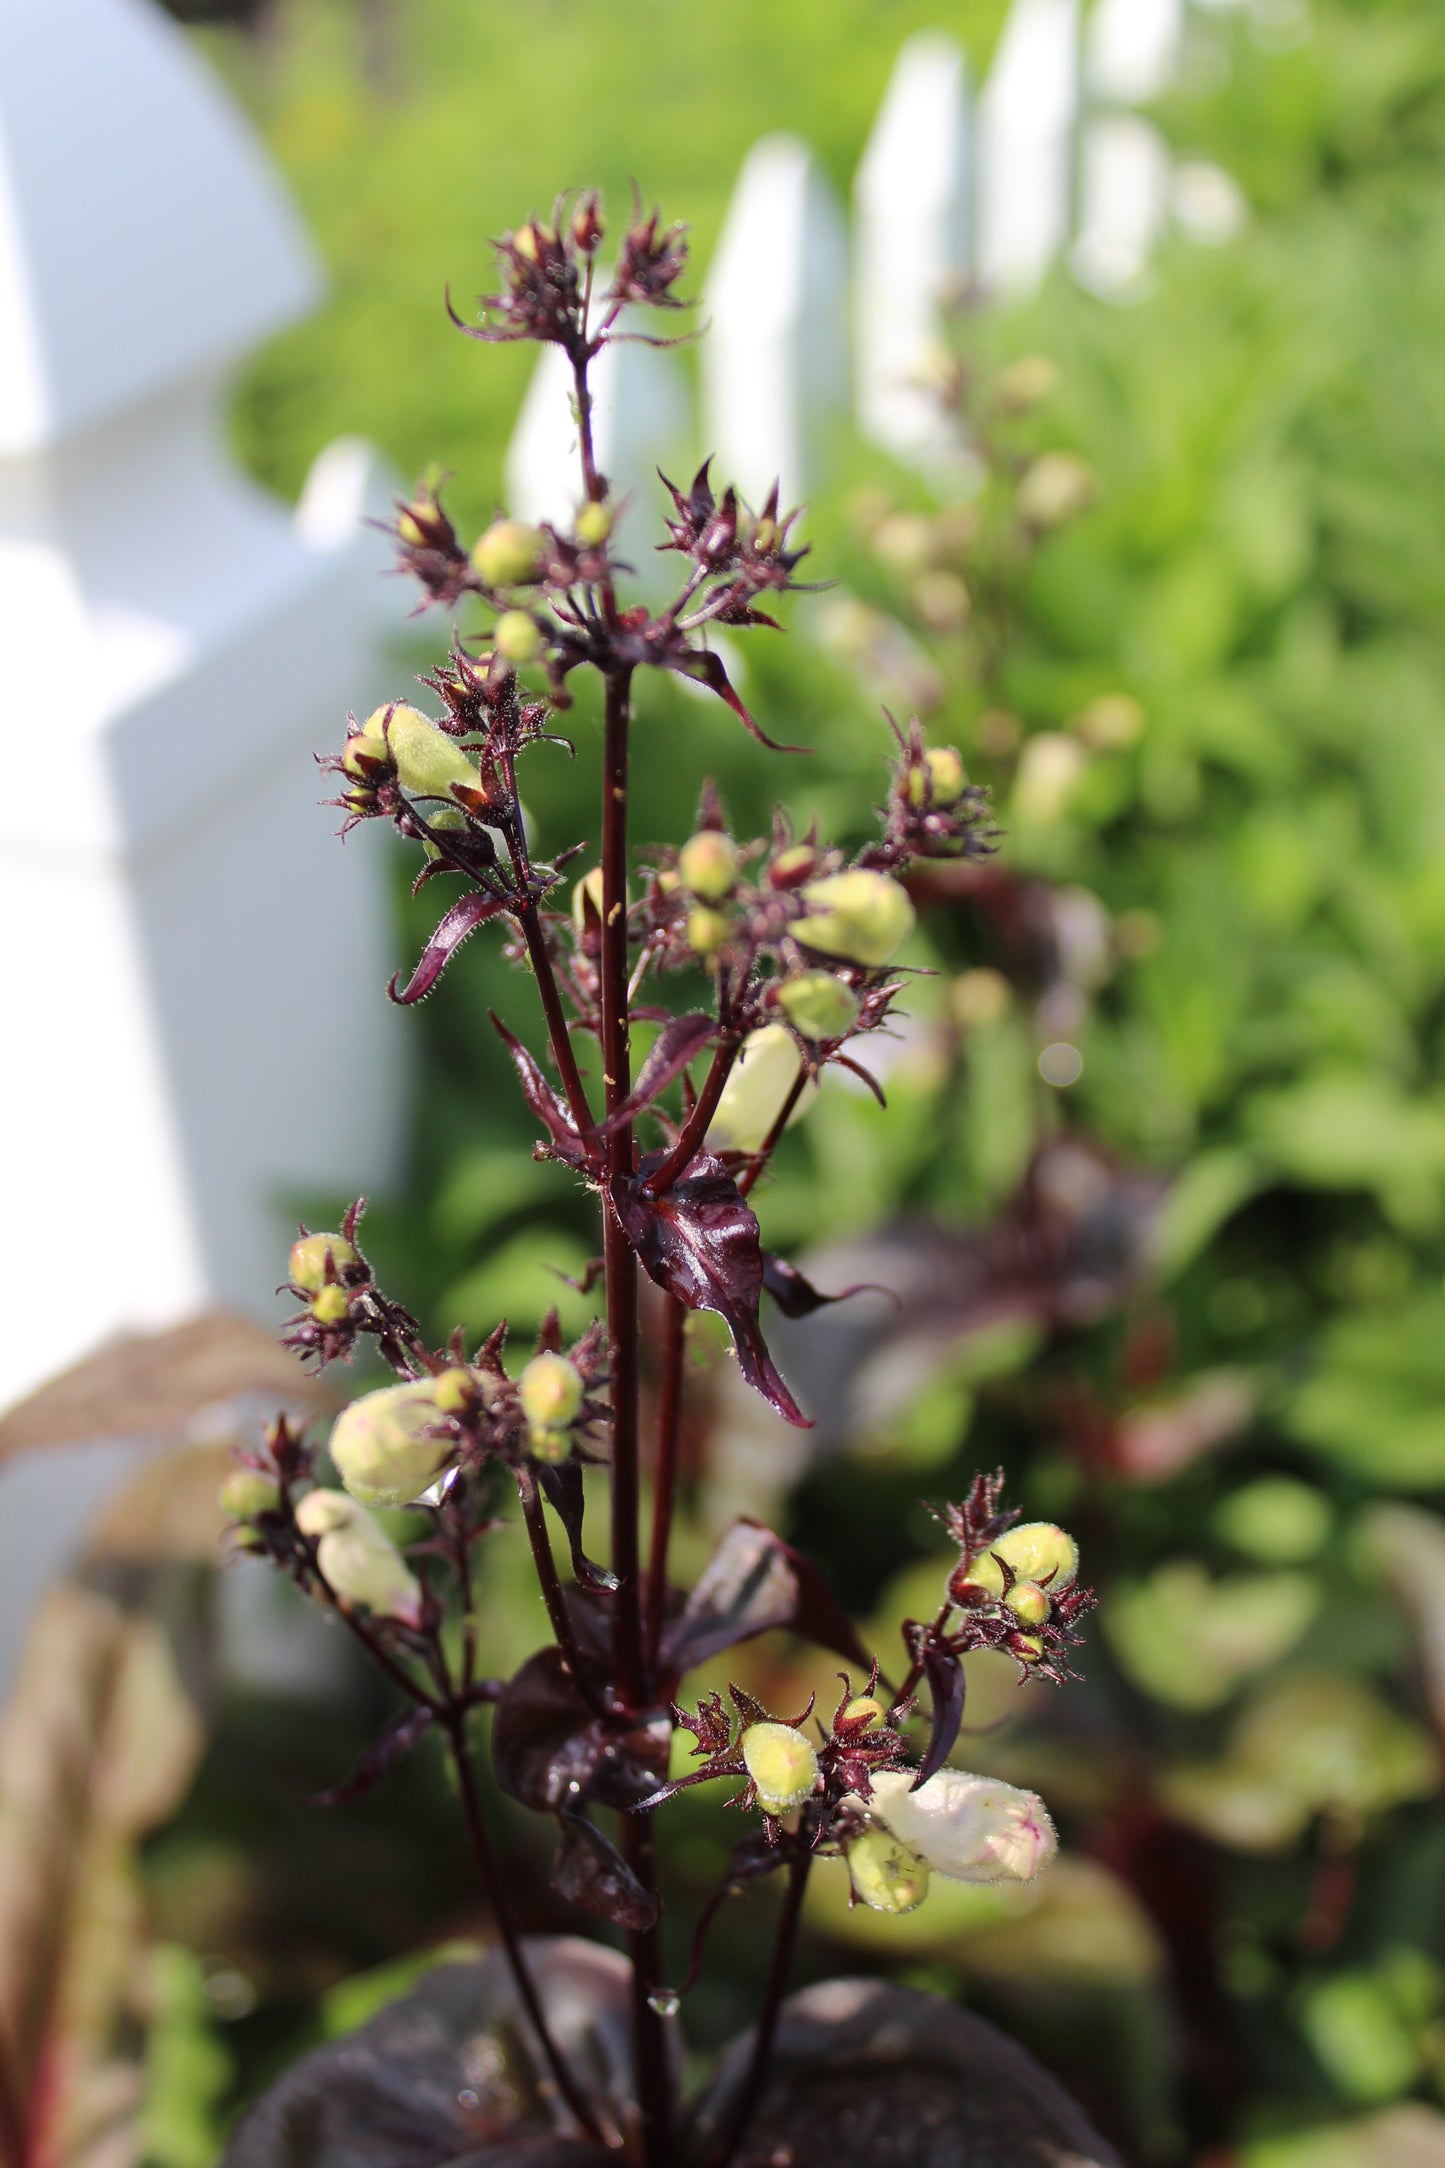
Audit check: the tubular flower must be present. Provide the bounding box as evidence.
[327,1379,456,1509]
[864,1768,1057,1885]
[295,1489,424,1628]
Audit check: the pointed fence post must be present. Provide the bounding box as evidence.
[1086,0,1186,103]
[700,135,848,509]
[1072,113,1173,294]
[0,0,405,1593]
[976,0,1083,296]
[854,32,973,460]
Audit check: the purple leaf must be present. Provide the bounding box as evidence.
[310,1705,434,1809]
[677,648,809,755]
[552,1812,660,1932]
[761,1253,892,1322]
[661,1517,869,1678]
[492,1648,669,1814]
[599,1012,717,1137]
[536,1462,619,1593]
[388,890,510,1005]
[612,1151,810,1428]
[491,1013,588,1165]
[914,1644,966,1791]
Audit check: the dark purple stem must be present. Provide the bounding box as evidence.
[518,1470,608,1718]
[641,1037,738,1197]
[644,1295,688,1673]
[710,1852,811,2168]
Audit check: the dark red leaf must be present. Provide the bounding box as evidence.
[612,1151,810,1428]
[761,1254,892,1321]
[551,1812,661,1932]
[536,1462,619,1593]
[914,1644,966,1791]
[491,1013,588,1165]
[310,1705,434,1809]
[677,648,809,755]
[661,1517,869,1678]
[492,1648,669,1813]
[388,890,510,1005]
[599,1012,717,1137]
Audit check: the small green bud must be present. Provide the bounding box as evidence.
[421,804,469,860]
[1013,1632,1046,1665]
[686,904,730,958]
[494,609,542,664]
[575,501,612,547]
[1004,1581,1051,1627]
[706,1024,814,1155]
[527,1423,572,1464]
[383,705,479,801]
[993,1522,1079,1591]
[433,1366,478,1414]
[289,1232,359,1292]
[776,972,859,1042]
[906,746,967,808]
[769,844,818,889]
[310,1284,351,1327]
[848,1827,931,1915]
[799,869,916,968]
[518,1352,584,1429]
[741,1721,820,1816]
[677,830,740,902]
[472,519,546,588]
[842,1694,887,1728]
[327,1380,456,1509]
[396,502,431,548]
[295,1489,423,1627]
[219,1469,280,1523]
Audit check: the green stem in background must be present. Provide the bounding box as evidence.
[644,1294,688,1673]
[710,1852,811,2168]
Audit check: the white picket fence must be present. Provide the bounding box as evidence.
[510,0,1249,520]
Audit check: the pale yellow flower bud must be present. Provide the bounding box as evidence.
[518,1353,584,1429]
[677,830,740,901]
[799,869,916,968]
[289,1232,358,1292]
[327,1380,456,1510]
[741,1722,820,1816]
[471,519,545,587]
[219,1469,280,1523]
[575,501,612,547]
[295,1490,423,1627]
[776,973,859,1042]
[706,1024,816,1155]
[906,747,967,809]
[848,1826,931,1914]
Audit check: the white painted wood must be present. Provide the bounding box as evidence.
[854,32,973,459]
[0,0,406,1427]
[1086,0,1186,105]
[976,0,1082,296]
[1071,113,1173,295]
[701,134,848,508]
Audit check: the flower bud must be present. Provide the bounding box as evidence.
[572,866,606,933]
[518,1352,584,1429]
[1004,1580,1051,1627]
[219,1468,280,1523]
[384,705,480,801]
[741,1722,820,1815]
[512,221,543,262]
[494,609,542,664]
[327,1380,456,1509]
[906,747,967,809]
[421,803,470,860]
[993,1522,1079,1591]
[295,1489,423,1627]
[310,1284,351,1327]
[686,904,730,959]
[571,196,604,255]
[433,1366,480,1414]
[575,501,612,547]
[1016,452,1096,531]
[847,1827,931,1915]
[776,972,859,1042]
[289,1232,359,1292]
[677,830,740,902]
[866,1768,1056,1885]
[472,519,546,588]
[842,1694,887,1728]
[769,844,818,889]
[799,869,916,968]
[396,504,430,548]
[706,1024,815,1155]
[1011,1631,1046,1665]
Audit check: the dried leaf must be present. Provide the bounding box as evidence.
[612,1152,809,1427]
[599,1013,716,1137]
[661,1518,868,1678]
[389,890,511,1005]
[551,1813,660,1932]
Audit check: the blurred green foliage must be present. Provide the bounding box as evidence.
[138,2,1445,2164]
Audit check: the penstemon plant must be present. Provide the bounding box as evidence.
[220,192,1098,2168]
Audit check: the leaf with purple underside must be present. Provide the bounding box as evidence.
[536,1462,619,1593]
[491,1012,588,1164]
[599,1012,717,1137]
[761,1254,893,1321]
[676,648,809,755]
[661,1517,869,1677]
[612,1151,810,1427]
[492,1648,669,1814]
[389,890,511,1005]
[914,1644,966,1791]
[552,1812,661,1932]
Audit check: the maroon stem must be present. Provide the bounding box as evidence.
[518,1472,607,1718]
[644,1295,688,1671]
[641,1037,739,1197]
[445,1717,607,2145]
[710,1852,811,2168]
[621,1811,673,2165]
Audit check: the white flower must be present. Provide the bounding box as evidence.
[864,1768,1057,1885]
